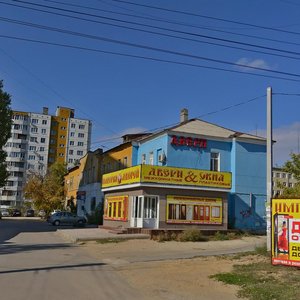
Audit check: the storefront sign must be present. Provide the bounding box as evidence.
[104,195,128,221]
[170,135,207,148]
[166,195,222,224]
[102,165,231,189]
[141,165,231,189]
[102,165,141,188]
[272,199,300,267]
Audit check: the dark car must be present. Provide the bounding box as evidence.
[12,209,21,217]
[25,209,35,217]
[47,211,87,226]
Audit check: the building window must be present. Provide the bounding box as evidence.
[31,127,38,133]
[149,152,154,165]
[70,141,74,146]
[70,132,75,137]
[60,135,65,139]
[77,150,83,156]
[71,123,76,128]
[61,126,66,130]
[210,152,220,171]
[68,158,73,163]
[28,155,35,160]
[41,129,46,134]
[31,118,38,124]
[78,142,84,146]
[40,147,45,152]
[59,144,64,148]
[59,153,64,157]
[69,150,74,155]
[79,124,85,130]
[40,138,46,143]
[29,146,36,151]
[78,133,84,138]
[42,120,47,125]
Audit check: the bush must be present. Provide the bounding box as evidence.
[86,203,103,225]
[178,229,209,242]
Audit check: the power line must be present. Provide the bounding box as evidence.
[1,2,299,62]
[0,45,118,135]
[1,34,300,83]
[3,0,300,59]
[110,0,300,36]
[1,16,300,79]
[42,0,300,48]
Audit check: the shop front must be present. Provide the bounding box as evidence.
[102,165,232,230]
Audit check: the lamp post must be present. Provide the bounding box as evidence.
[266,87,273,251]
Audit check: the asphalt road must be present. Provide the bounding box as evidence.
[0,218,145,300]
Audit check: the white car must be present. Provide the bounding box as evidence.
[1,209,10,217]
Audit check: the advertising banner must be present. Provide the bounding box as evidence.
[166,195,223,224]
[141,165,231,189]
[102,165,231,189]
[272,199,300,267]
[102,165,141,188]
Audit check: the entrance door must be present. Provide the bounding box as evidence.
[130,196,143,228]
[130,196,159,228]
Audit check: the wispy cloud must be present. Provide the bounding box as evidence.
[235,58,274,72]
[254,122,300,166]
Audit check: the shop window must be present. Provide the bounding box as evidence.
[105,196,128,221]
[167,196,222,225]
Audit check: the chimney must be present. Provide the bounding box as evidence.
[43,107,49,115]
[180,108,188,123]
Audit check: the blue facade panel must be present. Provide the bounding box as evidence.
[228,141,267,232]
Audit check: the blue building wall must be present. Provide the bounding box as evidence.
[229,141,266,231]
[136,133,267,232]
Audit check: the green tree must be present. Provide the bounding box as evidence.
[0,80,12,187]
[283,153,300,181]
[280,153,300,198]
[24,162,67,215]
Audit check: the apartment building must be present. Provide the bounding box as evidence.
[0,106,91,208]
[272,167,298,197]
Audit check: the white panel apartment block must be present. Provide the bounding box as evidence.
[66,118,92,169]
[1,108,91,209]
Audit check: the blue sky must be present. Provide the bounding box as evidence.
[1,0,300,166]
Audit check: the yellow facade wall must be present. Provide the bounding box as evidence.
[64,154,87,205]
[101,143,133,176]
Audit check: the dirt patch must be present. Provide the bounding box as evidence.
[81,238,257,300]
[116,256,240,300]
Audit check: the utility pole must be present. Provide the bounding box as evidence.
[266,87,273,251]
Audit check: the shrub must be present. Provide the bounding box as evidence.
[178,229,209,242]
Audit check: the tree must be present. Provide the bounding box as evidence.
[280,153,300,198]
[24,162,67,215]
[283,153,300,181]
[0,80,12,187]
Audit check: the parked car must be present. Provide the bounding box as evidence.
[11,209,21,217]
[0,209,10,217]
[25,209,35,217]
[47,211,87,226]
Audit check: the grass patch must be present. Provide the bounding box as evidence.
[210,246,300,300]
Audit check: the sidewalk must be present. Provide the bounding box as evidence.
[56,227,267,261]
[57,227,149,243]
